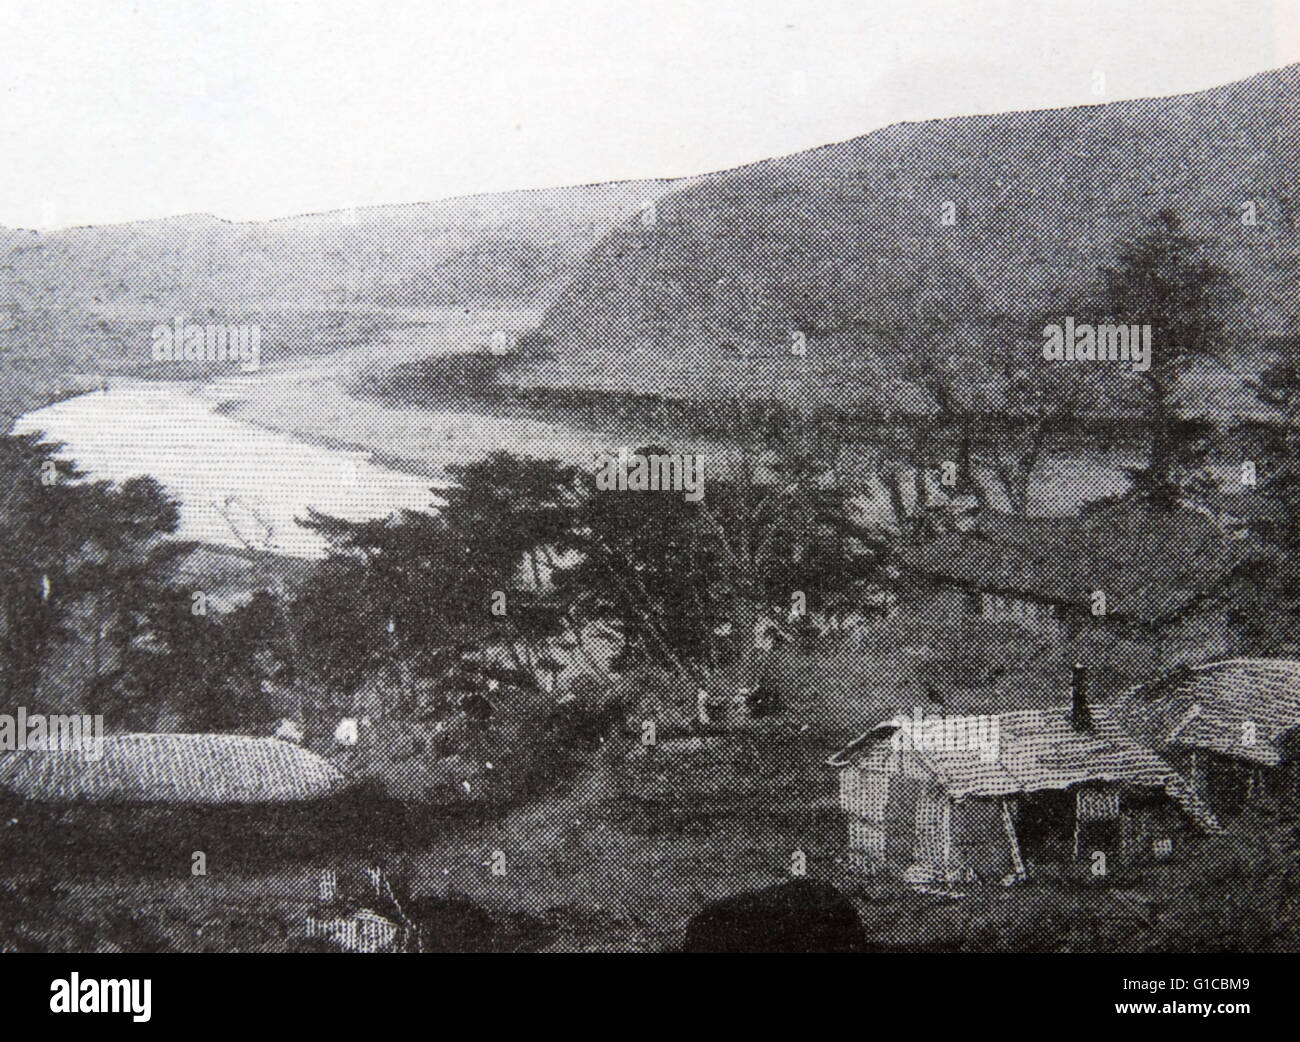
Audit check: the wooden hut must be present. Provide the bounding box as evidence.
[826,671,1221,887]
[1112,658,1300,816]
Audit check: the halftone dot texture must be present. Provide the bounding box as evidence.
[0,734,346,804]
[1,65,1299,952]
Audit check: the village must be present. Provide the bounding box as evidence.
[4,206,1300,948]
[0,7,1297,959]
[3,401,1300,952]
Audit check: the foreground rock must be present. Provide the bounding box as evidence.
[681,879,866,953]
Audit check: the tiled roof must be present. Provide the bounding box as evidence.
[1112,658,1300,767]
[892,505,1239,623]
[828,706,1222,832]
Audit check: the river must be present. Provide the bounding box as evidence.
[13,378,446,558]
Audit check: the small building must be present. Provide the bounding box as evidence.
[826,669,1221,887]
[1112,658,1300,816]
[890,505,1242,667]
[306,861,412,952]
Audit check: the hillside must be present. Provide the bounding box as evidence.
[0,180,682,314]
[4,66,1298,425]
[522,64,1300,408]
[0,180,682,421]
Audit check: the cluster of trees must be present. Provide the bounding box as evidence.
[1229,339,1300,652]
[871,209,1241,528]
[0,433,305,732]
[5,206,1296,756]
[0,433,181,708]
[861,207,1300,660]
[290,421,883,726]
[0,416,885,747]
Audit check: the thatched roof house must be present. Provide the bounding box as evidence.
[0,733,348,805]
[827,674,1220,887]
[1112,658,1300,813]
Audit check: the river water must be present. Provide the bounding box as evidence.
[14,379,445,558]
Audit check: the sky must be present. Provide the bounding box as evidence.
[1,0,1297,229]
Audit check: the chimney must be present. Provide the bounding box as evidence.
[1070,663,1094,733]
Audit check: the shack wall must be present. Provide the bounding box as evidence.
[950,798,1015,881]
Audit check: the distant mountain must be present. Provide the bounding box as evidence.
[3,65,1297,421]
[0,180,684,421]
[522,64,1299,407]
[0,180,682,315]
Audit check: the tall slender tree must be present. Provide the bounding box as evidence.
[1090,209,1238,511]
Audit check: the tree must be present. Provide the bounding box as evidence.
[984,316,1097,518]
[865,267,1087,529]
[1091,209,1238,511]
[1227,339,1300,652]
[870,270,990,535]
[70,539,195,720]
[558,405,883,701]
[558,443,716,682]
[0,432,179,702]
[293,453,585,729]
[115,588,285,732]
